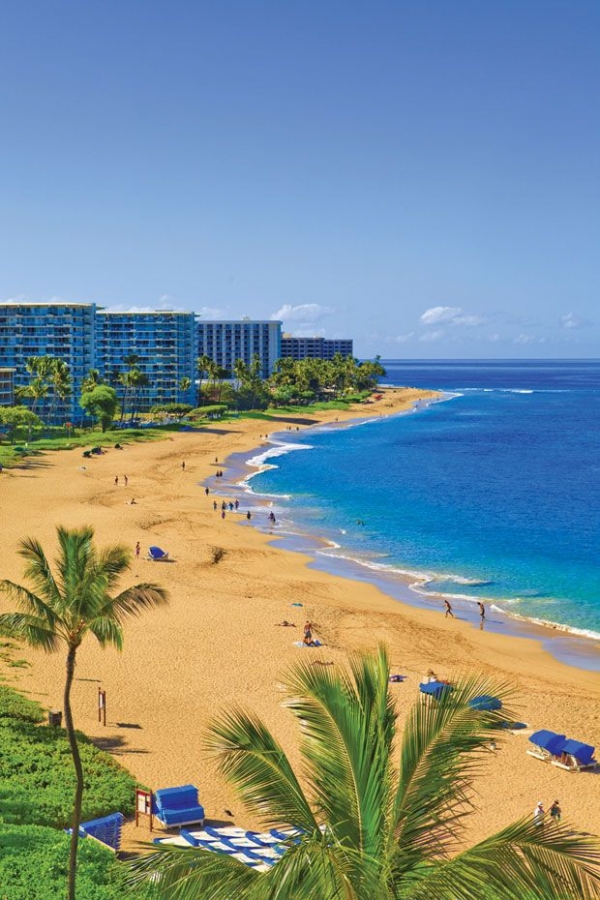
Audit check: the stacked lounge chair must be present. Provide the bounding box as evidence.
[152,784,205,828]
[528,731,597,771]
[68,812,124,852]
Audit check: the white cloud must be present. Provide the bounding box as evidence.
[395,332,415,343]
[419,329,445,342]
[452,314,487,326]
[197,306,227,319]
[420,306,486,327]
[420,306,461,325]
[560,312,585,329]
[271,303,334,323]
[513,333,547,345]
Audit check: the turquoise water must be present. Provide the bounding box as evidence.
[247,361,600,640]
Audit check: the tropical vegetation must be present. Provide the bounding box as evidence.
[0,526,169,900]
[0,683,149,899]
[130,646,600,900]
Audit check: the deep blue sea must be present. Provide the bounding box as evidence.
[245,361,600,643]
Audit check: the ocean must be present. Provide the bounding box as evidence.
[239,360,600,661]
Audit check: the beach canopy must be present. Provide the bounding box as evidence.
[528,730,566,755]
[419,680,453,699]
[148,546,169,561]
[469,695,502,712]
[559,739,596,765]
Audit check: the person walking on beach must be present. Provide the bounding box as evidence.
[444,599,454,618]
[205,487,210,496]
[221,510,226,519]
[182,460,186,471]
[213,500,218,511]
[549,800,562,824]
[246,510,252,520]
[478,601,486,621]
[234,499,239,510]
[533,802,545,826]
[135,541,140,558]
[115,475,119,486]
[124,475,128,487]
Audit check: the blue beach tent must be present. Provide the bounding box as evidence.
[469,695,502,712]
[419,680,453,699]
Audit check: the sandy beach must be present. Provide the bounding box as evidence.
[1,387,599,852]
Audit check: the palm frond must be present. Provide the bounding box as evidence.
[0,612,60,652]
[95,544,132,590]
[0,580,60,629]
[402,817,600,900]
[128,843,261,900]
[206,707,318,833]
[283,646,396,863]
[87,616,124,650]
[391,675,516,866]
[16,537,63,611]
[105,583,170,621]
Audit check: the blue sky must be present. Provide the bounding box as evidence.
[0,1,598,358]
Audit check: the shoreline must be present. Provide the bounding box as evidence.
[0,386,599,851]
[218,405,600,673]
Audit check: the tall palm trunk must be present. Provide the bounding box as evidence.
[64,643,84,900]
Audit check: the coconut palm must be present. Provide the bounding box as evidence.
[0,526,169,900]
[49,358,72,423]
[130,647,600,900]
[197,353,212,405]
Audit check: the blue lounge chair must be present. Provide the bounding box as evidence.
[527,730,566,761]
[419,680,453,700]
[153,784,205,828]
[469,695,502,712]
[73,812,124,852]
[148,546,170,561]
[552,738,598,771]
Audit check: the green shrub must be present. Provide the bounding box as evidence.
[0,823,150,899]
[0,684,45,723]
[0,718,138,827]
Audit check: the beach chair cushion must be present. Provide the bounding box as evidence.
[153,784,205,827]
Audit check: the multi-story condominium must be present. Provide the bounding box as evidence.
[280,335,353,361]
[196,319,281,377]
[0,302,97,419]
[0,367,15,406]
[96,310,197,410]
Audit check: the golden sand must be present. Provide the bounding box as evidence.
[0,388,599,851]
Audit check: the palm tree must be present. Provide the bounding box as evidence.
[0,526,169,900]
[179,376,192,402]
[119,354,142,425]
[81,368,103,394]
[130,647,600,900]
[49,358,72,423]
[197,354,212,405]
